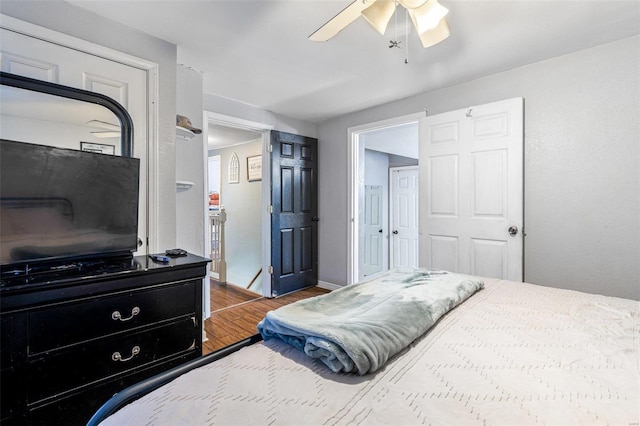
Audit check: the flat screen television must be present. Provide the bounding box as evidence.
[0,139,140,275]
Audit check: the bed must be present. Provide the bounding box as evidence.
[90,269,639,426]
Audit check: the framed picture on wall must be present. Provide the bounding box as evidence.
[247,155,262,182]
[80,142,115,155]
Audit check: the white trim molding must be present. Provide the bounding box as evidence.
[317,280,341,291]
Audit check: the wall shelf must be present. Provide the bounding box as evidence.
[176,125,196,141]
[176,180,195,190]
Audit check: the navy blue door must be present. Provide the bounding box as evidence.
[270,131,318,296]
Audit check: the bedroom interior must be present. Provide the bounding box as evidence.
[0,0,638,424]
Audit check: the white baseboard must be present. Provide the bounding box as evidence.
[317,280,342,291]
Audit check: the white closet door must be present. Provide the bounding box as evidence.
[1,28,149,255]
[419,98,523,281]
[391,167,419,269]
[363,185,384,277]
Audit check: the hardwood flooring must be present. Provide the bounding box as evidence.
[202,280,329,355]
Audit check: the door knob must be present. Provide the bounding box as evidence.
[311,217,320,222]
[508,226,518,236]
[378,229,383,233]
[392,230,398,235]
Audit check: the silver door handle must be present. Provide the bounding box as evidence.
[508,226,518,236]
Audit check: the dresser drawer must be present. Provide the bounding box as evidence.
[1,367,18,422]
[27,317,197,404]
[1,316,13,365]
[28,280,197,354]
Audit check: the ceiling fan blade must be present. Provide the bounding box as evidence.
[309,0,373,42]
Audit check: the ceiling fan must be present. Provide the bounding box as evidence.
[309,0,450,48]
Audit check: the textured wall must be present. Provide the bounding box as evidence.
[318,36,640,299]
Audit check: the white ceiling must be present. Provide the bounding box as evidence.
[68,0,640,125]
[208,123,262,150]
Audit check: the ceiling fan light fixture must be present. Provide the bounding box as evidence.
[416,17,450,48]
[361,0,397,35]
[408,0,448,34]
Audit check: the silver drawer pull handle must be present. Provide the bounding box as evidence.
[112,345,140,362]
[111,306,140,322]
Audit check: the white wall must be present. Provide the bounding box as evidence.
[0,0,179,250]
[176,65,205,255]
[318,36,640,300]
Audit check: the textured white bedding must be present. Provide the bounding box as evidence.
[101,277,640,426]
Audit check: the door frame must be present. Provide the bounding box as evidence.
[388,165,419,269]
[202,111,273,304]
[347,112,423,285]
[1,14,160,253]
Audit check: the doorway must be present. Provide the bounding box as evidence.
[203,112,273,306]
[349,113,422,284]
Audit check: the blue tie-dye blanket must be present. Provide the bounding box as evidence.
[257,269,484,375]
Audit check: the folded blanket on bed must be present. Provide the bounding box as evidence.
[257,268,484,375]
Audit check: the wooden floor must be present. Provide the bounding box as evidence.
[202,280,329,354]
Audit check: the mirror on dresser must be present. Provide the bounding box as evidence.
[0,71,133,156]
[0,72,138,278]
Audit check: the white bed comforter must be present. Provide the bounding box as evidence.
[101,277,640,426]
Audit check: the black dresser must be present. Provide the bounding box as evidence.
[0,253,209,425]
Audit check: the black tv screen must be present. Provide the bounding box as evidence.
[0,139,140,268]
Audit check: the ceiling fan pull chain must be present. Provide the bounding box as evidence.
[405,8,409,64]
[395,1,398,41]
[390,1,400,49]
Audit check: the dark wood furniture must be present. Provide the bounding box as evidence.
[0,253,209,425]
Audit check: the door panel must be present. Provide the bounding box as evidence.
[471,238,507,278]
[420,98,523,281]
[472,150,506,217]
[428,155,458,216]
[271,131,318,296]
[429,235,459,272]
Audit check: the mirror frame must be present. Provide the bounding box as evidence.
[0,71,134,157]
